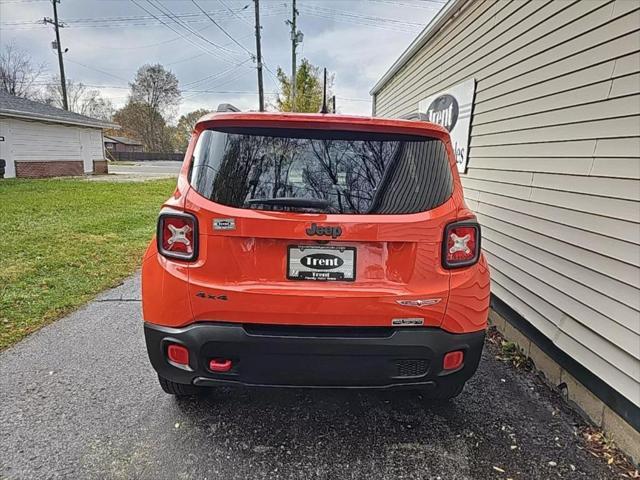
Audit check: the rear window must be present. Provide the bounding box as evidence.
[189,127,453,214]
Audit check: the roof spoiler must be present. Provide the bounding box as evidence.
[217,103,241,112]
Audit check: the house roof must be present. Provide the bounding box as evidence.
[0,90,118,129]
[104,135,143,146]
[369,0,466,96]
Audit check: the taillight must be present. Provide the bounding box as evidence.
[442,220,481,268]
[157,211,198,261]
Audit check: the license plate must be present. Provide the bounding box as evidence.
[287,245,356,282]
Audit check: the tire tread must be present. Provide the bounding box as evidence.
[423,382,465,401]
[158,375,200,396]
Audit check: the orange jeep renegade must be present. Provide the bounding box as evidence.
[142,112,490,399]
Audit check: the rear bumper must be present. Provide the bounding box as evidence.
[144,322,485,390]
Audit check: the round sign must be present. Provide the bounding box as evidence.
[300,253,344,270]
[426,94,459,132]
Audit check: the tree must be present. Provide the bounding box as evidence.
[174,109,211,152]
[112,101,175,152]
[0,42,45,99]
[117,64,181,152]
[130,63,181,118]
[275,58,333,113]
[44,77,114,120]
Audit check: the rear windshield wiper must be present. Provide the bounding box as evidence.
[246,197,332,211]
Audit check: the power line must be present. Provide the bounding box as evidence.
[190,0,255,58]
[0,7,288,30]
[145,0,246,60]
[166,32,252,65]
[181,66,256,100]
[53,7,240,24]
[302,5,424,28]
[297,5,424,33]
[261,61,281,95]
[80,24,216,50]
[32,81,279,95]
[368,0,444,6]
[129,0,243,65]
[2,5,249,24]
[182,58,252,88]
[335,96,371,102]
[217,0,253,28]
[166,52,207,66]
[65,58,130,83]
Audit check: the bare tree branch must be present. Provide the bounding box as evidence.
[44,77,114,120]
[0,41,45,99]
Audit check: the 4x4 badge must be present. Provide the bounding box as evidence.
[306,223,342,239]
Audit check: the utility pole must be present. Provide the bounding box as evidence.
[320,67,328,114]
[44,0,68,110]
[253,0,264,112]
[286,0,302,112]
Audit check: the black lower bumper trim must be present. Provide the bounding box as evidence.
[193,376,437,390]
[144,322,485,390]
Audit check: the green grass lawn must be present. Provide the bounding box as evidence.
[0,177,176,350]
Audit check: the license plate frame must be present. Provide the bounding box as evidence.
[287,245,356,282]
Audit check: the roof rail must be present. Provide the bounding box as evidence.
[216,103,241,112]
[400,112,428,121]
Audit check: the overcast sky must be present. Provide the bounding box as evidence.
[0,0,443,118]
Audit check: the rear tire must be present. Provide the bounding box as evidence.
[422,382,465,402]
[157,375,201,396]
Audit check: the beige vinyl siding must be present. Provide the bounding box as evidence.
[374,0,640,406]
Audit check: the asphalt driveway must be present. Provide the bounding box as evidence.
[0,275,617,480]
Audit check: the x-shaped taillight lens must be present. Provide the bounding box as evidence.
[443,221,480,268]
[157,212,198,261]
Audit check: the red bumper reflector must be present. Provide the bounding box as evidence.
[209,358,232,372]
[443,350,464,371]
[167,344,189,366]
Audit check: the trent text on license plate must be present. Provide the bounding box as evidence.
[287,245,356,281]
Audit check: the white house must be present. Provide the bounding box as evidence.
[0,91,117,178]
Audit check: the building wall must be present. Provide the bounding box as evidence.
[114,143,143,153]
[0,118,107,178]
[15,161,84,178]
[373,0,640,412]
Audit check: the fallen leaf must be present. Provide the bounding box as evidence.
[493,466,505,473]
